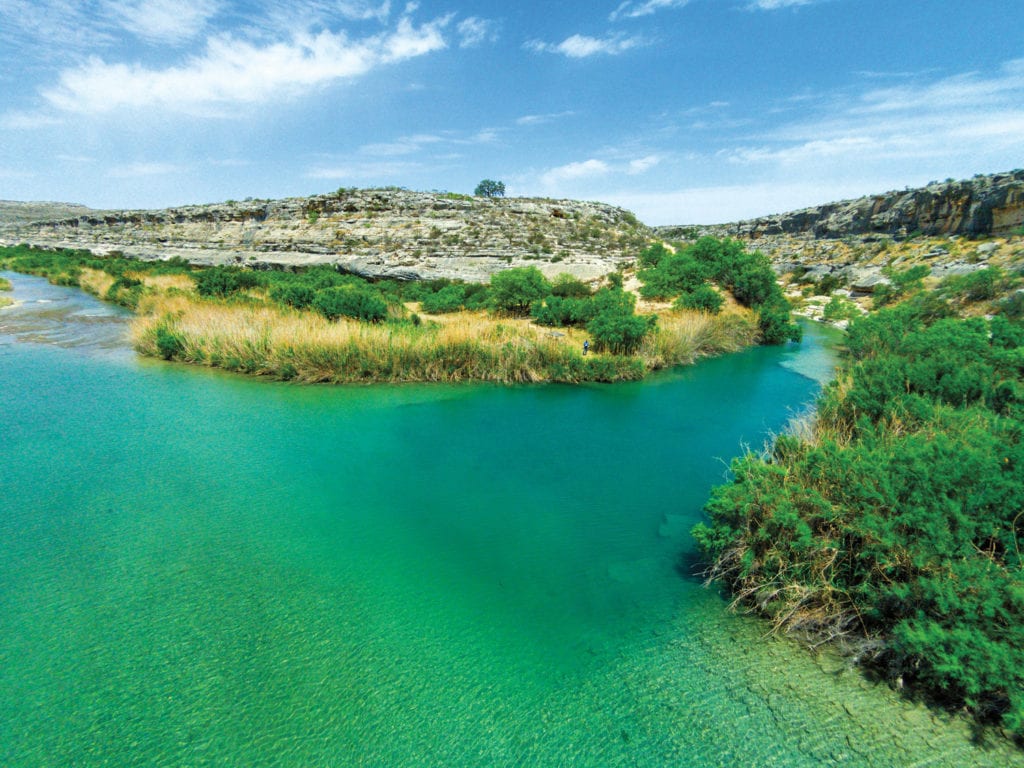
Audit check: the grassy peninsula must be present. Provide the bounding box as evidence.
[694,285,1024,740]
[0,237,798,383]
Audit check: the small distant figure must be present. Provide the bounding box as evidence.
[583,340,590,356]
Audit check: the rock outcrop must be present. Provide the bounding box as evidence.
[0,189,649,283]
[657,170,1024,241]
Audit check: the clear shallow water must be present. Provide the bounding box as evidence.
[1,273,1020,767]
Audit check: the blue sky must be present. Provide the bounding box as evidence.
[1,0,1022,224]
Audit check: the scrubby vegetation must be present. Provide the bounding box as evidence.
[693,292,1024,740]
[637,237,801,344]
[0,275,12,308]
[0,243,770,384]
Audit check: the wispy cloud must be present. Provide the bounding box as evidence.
[0,111,63,129]
[540,159,611,187]
[304,160,421,180]
[721,59,1024,172]
[516,111,576,126]
[610,1,690,22]
[41,15,450,115]
[746,0,821,10]
[103,0,221,44]
[628,155,661,174]
[107,162,185,178]
[360,134,444,156]
[456,16,498,48]
[526,33,646,58]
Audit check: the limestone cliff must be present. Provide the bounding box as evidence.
[658,170,1024,241]
[0,189,649,283]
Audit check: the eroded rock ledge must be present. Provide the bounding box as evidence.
[0,189,649,283]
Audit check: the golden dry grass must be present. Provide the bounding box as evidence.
[77,268,116,299]
[132,295,598,383]
[139,273,195,293]
[129,291,757,384]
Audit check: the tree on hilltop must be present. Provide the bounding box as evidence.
[474,179,506,198]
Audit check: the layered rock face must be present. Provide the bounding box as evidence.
[658,170,1024,241]
[0,189,648,283]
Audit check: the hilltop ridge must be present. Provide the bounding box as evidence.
[0,189,648,284]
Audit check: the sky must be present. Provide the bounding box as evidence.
[1,0,1023,225]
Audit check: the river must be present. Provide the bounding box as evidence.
[0,272,1019,766]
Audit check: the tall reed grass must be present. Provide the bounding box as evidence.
[132,295,754,384]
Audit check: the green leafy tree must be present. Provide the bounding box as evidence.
[489,266,550,315]
[474,179,506,198]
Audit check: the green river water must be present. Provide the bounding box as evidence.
[1,272,1020,767]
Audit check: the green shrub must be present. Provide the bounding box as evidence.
[675,285,724,314]
[638,253,707,300]
[155,325,184,360]
[638,242,672,268]
[271,284,317,310]
[421,284,465,314]
[757,300,802,344]
[194,266,265,297]
[312,286,388,322]
[693,306,1024,737]
[489,266,550,316]
[821,295,860,323]
[550,273,592,298]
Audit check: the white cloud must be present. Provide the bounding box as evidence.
[746,0,820,10]
[360,134,443,156]
[107,162,184,178]
[456,17,498,48]
[41,16,450,115]
[541,159,611,187]
[628,155,661,174]
[305,160,420,180]
[0,111,63,129]
[103,0,221,44]
[606,179,909,226]
[526,34,646,59]
[516,111,575,126]
[0,1,114,51]
[610,1,690,22]
[0,166,35,180]
[721,59,1024,175]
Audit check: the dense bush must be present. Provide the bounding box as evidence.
[586,287,656,354]
[489,266,550,316]
[693,305,1024,738]
[194,266,265,297]
[757,300,802,344]
[550,273,592,298]
[638,253,707,300]
[421,284,465,314]
[311,286,388,322]
[637,236,798,344]
[674,285,724,314]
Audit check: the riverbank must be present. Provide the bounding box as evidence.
[694,293,1024,744]
[0,245,763,384]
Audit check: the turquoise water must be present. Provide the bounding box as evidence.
[1,273,1020,766]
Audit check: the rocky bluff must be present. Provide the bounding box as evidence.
[0,189,649,283]
[659,170,1024,241]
